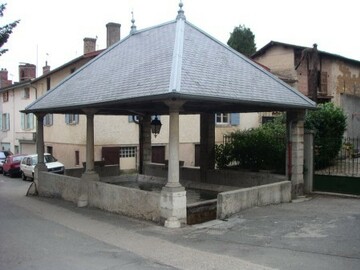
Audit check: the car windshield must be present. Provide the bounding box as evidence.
[44,155,57,163]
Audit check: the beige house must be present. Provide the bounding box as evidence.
[252,41,360,137]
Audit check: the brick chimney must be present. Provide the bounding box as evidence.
[83,37,97,54]
[0,69,12,87]
[19,63,36,81]
[106,22,121,48]
[43,61,50,75]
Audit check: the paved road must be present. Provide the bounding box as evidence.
[1,175,359,270]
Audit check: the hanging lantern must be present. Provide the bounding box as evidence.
[151,115,162,137]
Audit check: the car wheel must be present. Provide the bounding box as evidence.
[21,172,27,181]
[9,172,13,178]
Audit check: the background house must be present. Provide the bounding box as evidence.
[252,41,360,138]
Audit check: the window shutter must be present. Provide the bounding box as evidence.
[21,113,25,130]
[29,113,34,129]
[0,114,2,130]
[230,113,240,126]
[6,113,10,130]
[65,114,70,124]
[75,114,79,124]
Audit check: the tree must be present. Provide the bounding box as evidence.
[305,103,347,168]
[0,3,20,56]
[227,24,256,57]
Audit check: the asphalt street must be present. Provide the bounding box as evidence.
[0,175,359,270]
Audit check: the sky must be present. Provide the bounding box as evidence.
[1,0,359,82]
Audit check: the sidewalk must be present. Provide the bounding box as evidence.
[3,179,360,270]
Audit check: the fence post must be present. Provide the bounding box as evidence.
[304,130,314,193]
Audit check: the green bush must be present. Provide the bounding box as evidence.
[305,103,347,168]
[215,117,286,172]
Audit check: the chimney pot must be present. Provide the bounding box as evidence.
[83,37,97,54]
[106,22,121,48]
[43,61,51,75]
[19,63,36,81]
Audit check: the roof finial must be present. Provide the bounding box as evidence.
[130,10,137,34]
[176,0,186,20]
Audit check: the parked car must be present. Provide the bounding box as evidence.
[0,150,13,173]
[3,154,27,178]
[20,153,65,181]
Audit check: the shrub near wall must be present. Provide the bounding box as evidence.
[216,117,286,173]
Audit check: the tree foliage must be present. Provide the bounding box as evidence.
[227,24,256,57]
[305,102,347,168]
[0,3,20,56]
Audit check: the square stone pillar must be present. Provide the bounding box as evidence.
[139,115,152,174]
[286,111,306,198]
[78,110,99,207]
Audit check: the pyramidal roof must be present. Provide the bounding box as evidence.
[25,3,315,115]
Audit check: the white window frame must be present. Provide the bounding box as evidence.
[2,113,10,131]
[65,114,79,125]
[119,147,136,158]
[23,87,30,99]
[21,113,34,130]
[43,114,53,126]
[215,113,230,124]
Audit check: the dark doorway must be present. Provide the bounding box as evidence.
[152,146,165,164]
[102,147,120,165]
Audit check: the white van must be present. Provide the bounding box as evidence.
[20,153,65,181]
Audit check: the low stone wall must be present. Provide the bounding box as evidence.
[217,181,291,219]
[37,171,160,222]
[38,172,80,204]
[88,181,160,222]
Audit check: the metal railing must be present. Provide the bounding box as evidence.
[315,137,360,176]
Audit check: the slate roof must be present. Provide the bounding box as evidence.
[24,8,315,116]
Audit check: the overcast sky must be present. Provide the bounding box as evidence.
[1,0,359,82]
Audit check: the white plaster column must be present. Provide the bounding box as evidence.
[31,113,47,195]
[78,109,99,208]
[160,101,186,228]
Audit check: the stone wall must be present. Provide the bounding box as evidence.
[217,181,291,219]
[37,171,161,222]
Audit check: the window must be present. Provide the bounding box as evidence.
[75,151,80,165]
[46,77,51,91]
[65,114,79,125]
[119,147,136,158]
[21,113,34,130]
[46,146,53,155]
[215,113,240,126]
[43,114,53,126]
[2,113,10,131]
[23,87,30,99]
[2,91,9,102]
[216,113,229,124]
[319,71,328,94]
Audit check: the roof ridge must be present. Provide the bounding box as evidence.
[168,17,185,92]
